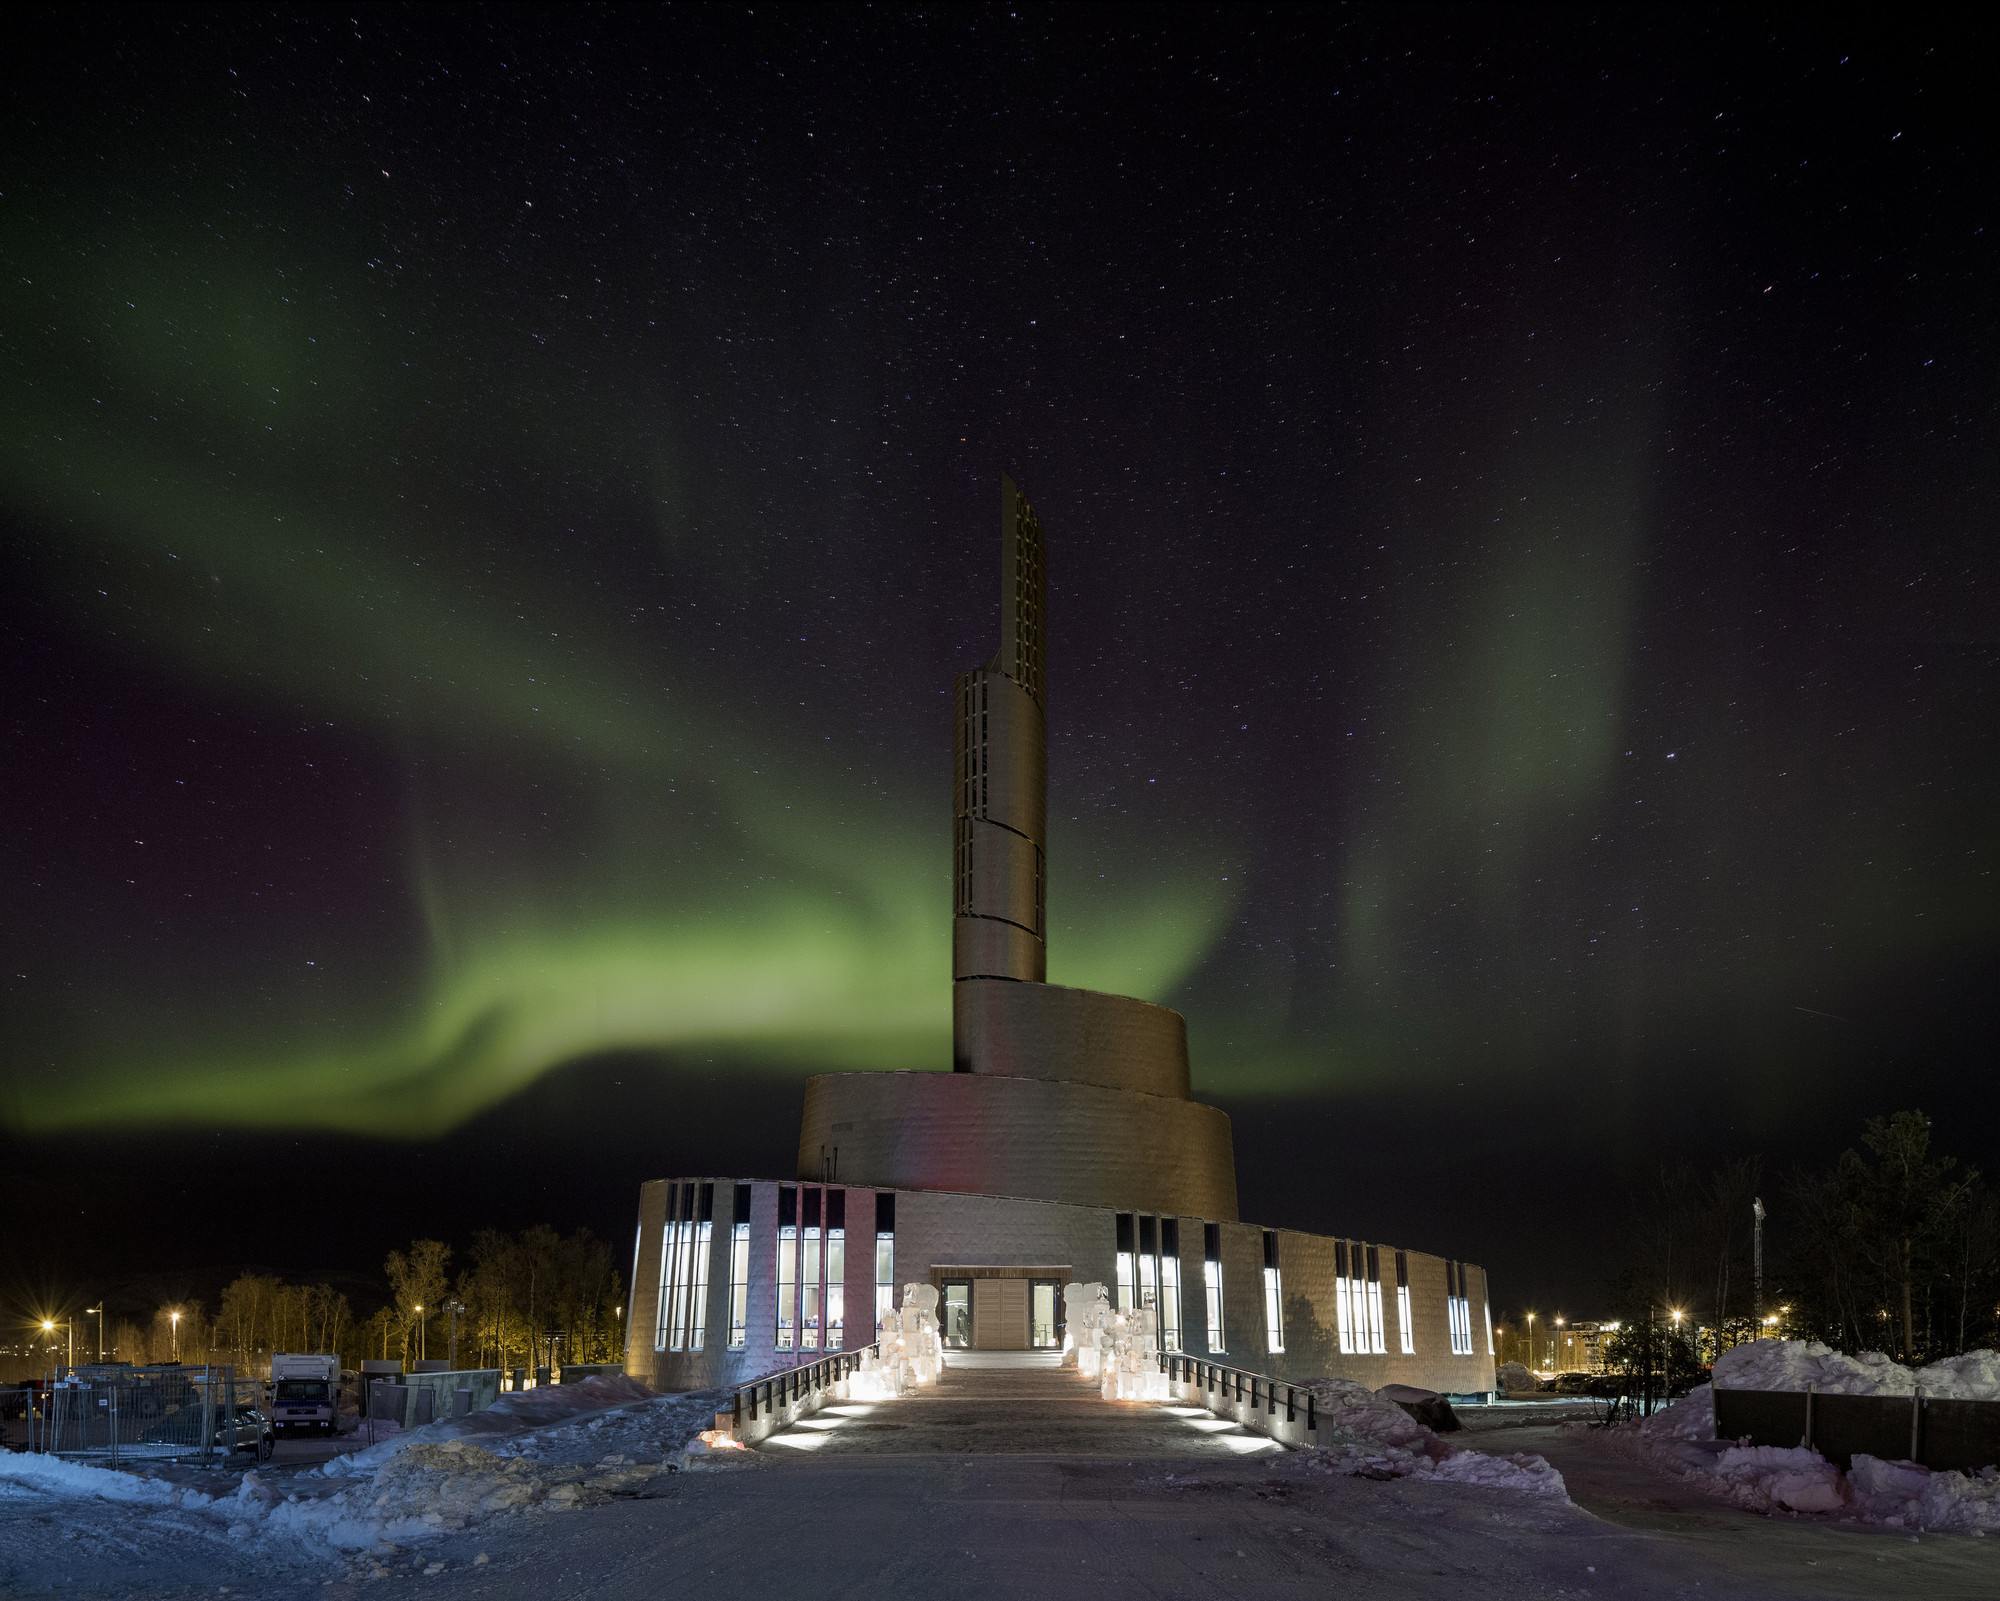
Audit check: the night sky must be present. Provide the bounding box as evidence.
[3,7,1994,1322]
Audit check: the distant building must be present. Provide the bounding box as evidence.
[1551,1321,1608,1374]
[626,477,1499,1398]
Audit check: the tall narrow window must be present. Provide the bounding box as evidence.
[1334,1241,1353,1354]
[728,1185,751,1349]
[1115,1214,1136,1313]
[1159,1219,1183,1353]
[1395,1251,1414,1354]
[1446,1261,1472,1355]
[874,1192,895,1332]
[688,1183,714,1351]
[630,1224,642,1350]
[1483,1285,1494,1357]
[801,1187,823,1350]
[1364,1245,1386,1355]
[775,1186,798,1349]
[826,1189,846,1350]
[1138,1215,1159,1334]
[1202,1222,1225,1352]
[1348,1241,1369,1356]
[1261,1231,1284,1354]
[655,1184,682,1351]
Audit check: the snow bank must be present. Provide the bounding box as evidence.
[0,1452,200,1507]
[1496,1361,1536,1392]
[1603,1340,2000,1531]
[0,1374,737,1576]
[1296,1377,1566,1501]
[1709,1338,2000,1401]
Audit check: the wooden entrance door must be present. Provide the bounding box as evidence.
[971,1277,1030,1349]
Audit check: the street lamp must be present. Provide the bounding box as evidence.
[414,1305,425,1364]
[86,1305,104,1364]
[1525,1312,1536,1372]
[170,1310,181,1362]
[42,1319,73,1369]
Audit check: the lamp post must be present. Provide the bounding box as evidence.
[1524,1312,1536,1373]
[170,1310,181,1362]
[42,1319,73,1369]
[446,1301,463,1370]
[87,1305,104,1364]
[1555,1315,1565,1372]
[414,1305,425,1364]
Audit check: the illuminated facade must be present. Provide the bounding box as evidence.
[628,476,1497,1398]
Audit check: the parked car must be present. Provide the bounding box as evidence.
[136,1399,274,1460]
[1552,1372,1596,1395]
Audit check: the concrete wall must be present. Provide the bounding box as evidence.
[630,1177,1494,1399]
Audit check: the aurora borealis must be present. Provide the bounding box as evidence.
[3,8,1993,1300]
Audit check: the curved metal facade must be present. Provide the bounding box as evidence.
[952,978,1191,1100]
[797,1070,1239,1221]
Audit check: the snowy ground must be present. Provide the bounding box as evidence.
[5,1351,2000,1597]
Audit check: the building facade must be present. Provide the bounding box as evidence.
[625,477,1498,1399]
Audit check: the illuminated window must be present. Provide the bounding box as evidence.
[1115,1213,1136,1313]
[1138,1215,1159,1336]
[775,1187,798,1349]
[727,1185,751,1349]
[801,1188,823,1351]
[1262,1232,1284,1354]
[875,1192,896,1333]
[1364,1244,1386,1355]
[1159,1219,1183,1353]
[1334,1240,1354,1354]
[1203,1222,1225,1352]
[1395,1251,1414,1354]
[826,1189,845,1350]
[654,1185,681,1352]
[1484,1291,1494,1357]
[1445,1261,1473,1355]
[687,1183,714,1351]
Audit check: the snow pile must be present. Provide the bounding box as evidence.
[1296,1377,1565,1501]
[1637,1383,1715,1441]
[0,1452,193,1506]
[1496,1361,1536,1392]
[0,1373,739,1574]
[1605,1340,2000,1529]
[1848,1453,2000,1534]
[1708,1337,2000,1401]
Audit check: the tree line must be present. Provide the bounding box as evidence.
[45,1225,623,1377]
[1598,1109,1995,1370]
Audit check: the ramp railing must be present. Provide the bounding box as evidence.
[1158,1352,1317,1448]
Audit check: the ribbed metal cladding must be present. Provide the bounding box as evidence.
[952,474,1047,982]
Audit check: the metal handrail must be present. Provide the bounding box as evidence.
[732,1342,882,1430]
[1157,1351,1315,1432]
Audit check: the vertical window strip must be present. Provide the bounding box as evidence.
[776,1189,798,1350]
[1262,1232,1284,1354]
[801,1225,822,1350]
[728,1222,750,1348]
[1395,1250,1414,1354]
[1202,1223,1225,1352]
[1365,1245,1386,1355]
[1347,1242,1368,1357]
[1159,1220,1182,1353]
[1336,1240,1352,1352]
[664,1184,688,1352]
[827,1227,845,1350]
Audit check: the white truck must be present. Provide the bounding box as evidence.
[268,1353,341,1436]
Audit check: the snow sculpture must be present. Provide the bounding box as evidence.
[1060,1283,1165,1399]
[853,1283,943,1399]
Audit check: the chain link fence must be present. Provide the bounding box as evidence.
[29,1365,264,1463]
